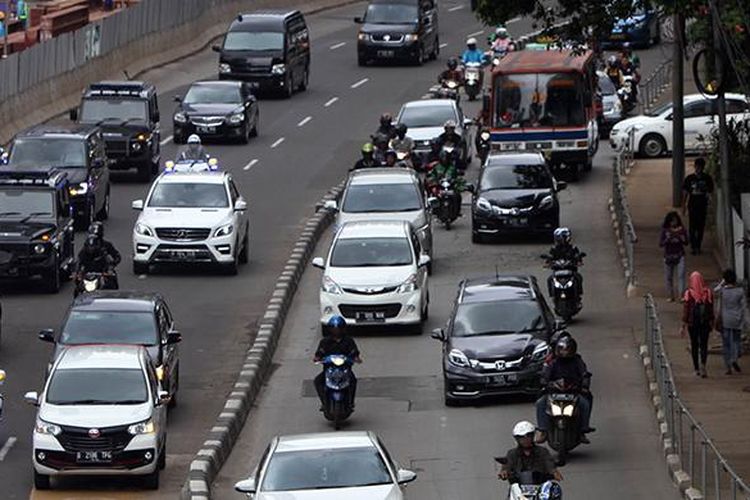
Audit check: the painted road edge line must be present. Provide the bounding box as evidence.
[160,135,173,146]
[297,116,312,127]
[0,437,17,461]
[350,78,369,89]
[243,159,259,171]
[468,29,484,37]
[324,97,339,107]
[270,137,285,149]
[180,181,346,500]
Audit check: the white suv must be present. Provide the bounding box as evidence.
[131,170,250,274]
[312,221,430,334]
[25,345,170,490]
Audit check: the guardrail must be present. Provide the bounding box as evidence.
[644,294,750,499]
[610,127,638,292]
[640,59,672,115]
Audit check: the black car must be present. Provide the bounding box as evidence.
[214,10,310,97]
[431,275,559,406]
[4,124,111,228]
[355,0,439,66]
[173,80,260,144]
[70,81,161,181]
[0,170,75,292]
[38,291,182,405]
[472,152,565,243]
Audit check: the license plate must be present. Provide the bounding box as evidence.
[247,81,259,89]
[610,33,625,39]
[173,250,195,261]
[489,374,518,386]
[76,450,113,463]
[355,311,386,322]
[377,50,395,58]
[503,217,528,227]
[196,126,216,134]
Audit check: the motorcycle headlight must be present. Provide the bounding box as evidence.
[155,365,165,381]
[397,274,418,293]
[476,197,492,212]
[219,63,230,74]
[357,32,369,41]
[135,223,154,237]
[530,342,550,362]
[214,223,234,237]
[127,418,156,436]
[322,275,343,295]
[553,279,574,289]
[448,349,470,368]
[174,112,188,124]
[228,112,245,124]
[272,63,286,75]
[446,80,458,89]
[538,195,554,211]
[550,402,563,416]
[83,279,98,292]
[69,182,88,196]
[563,404,575,417]
[404,33,419,42]
[35,419,61,436]
[480,131,491,141]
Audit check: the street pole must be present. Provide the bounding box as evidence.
[671,12,685,208]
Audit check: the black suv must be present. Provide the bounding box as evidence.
[0,170,75,292]
[5,124,111,229]
[431,275,560,406]
[70,81,161,181]
[38,291,182,405]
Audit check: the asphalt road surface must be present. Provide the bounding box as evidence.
[0,0,677,498]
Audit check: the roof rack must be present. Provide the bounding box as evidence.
[0,168,68,187]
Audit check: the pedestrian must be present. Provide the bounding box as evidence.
[714,269,747,375]
[659,211,688,302]
[682,158,714,255]
[681,271,715,378]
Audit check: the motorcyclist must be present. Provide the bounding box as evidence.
[437,120,463,150]
[372,133,390,165]
[177,134,210,162]
[438,58,463,85]
[490,27,512,55]
[620,42,640,70]
[545,227,584,299]
[461,37,486,65]
[375,113,397,140]
[535,337,594,444]
[498,421,563,482]
[313,316,361,409]
[424,138,443,167]
[428,149,465,215]
[352,143,378,171]
[389,123,415,169]
[605,55,623,89]
[77,225,121,288]
[383,149,399,168]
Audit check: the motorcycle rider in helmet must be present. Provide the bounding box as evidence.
[427,148,465,214]
[438,58,464,85]
[390,123,415,169]
[605,55,623,89]
[77,223,121,288]
[535,337,594,444]
[372,133,391,165]
[437,120,463,150]
[461,37,486,89]
[177,134,210,162]
[498,420,563,483]
[352,143,378,171]
[620,42,640,70]
[425,138,443,166]
[383,149,399,168]
[313,316,362,410]
[490,27,513,55]
[375,113,397,140]
[545,227,585,300]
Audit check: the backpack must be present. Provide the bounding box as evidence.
[691,299,712,328]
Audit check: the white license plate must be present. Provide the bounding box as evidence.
[196,126,216,134]
[377,50,395,58]
[355,311,386,322]
[173,250,196,261]
[76,450,112,463]
[489,374,518,386]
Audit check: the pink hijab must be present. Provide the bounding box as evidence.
[684,271,713,304]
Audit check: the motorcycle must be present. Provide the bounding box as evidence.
[318,354,355,430]
[429,79,461,101]
[73,270,118,298]
[440,143,466,171]
[541,254,584,321]
[428,177,461,230]
[543,379,586,465]
[475,127,492,165]
[617,77,638,116]
[463,62,483,101]
[494,459,562,500]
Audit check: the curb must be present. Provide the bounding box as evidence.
[180,181,345,499]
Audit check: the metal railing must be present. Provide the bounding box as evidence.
[611,127,638,290]
[640,59,672,115]
[644,294,750,499]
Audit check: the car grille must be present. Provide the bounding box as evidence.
[156,228,211,241]
[371,33,405,43]
[56,424,133,453]
[104,138,128,156]
[230,62,270,74]
[339,303,402,319]
[474,356,525,372]
[190,116,225,127]
[0,242,29,258]
[342,285,399,295]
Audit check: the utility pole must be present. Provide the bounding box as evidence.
[671,12,685,207]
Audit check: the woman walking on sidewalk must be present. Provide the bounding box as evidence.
[714,269,747,375]
[682,271,714,378]
[660,211,688,302]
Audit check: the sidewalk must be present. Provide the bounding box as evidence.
[628,158,750,482]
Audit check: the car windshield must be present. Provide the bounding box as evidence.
[453,300,545,337]
[184,85,242,105]
[364,3,418,24]
[80,98,148,123]
[223,31,284,51]
[9,138,86,169]
[331,237,413,267]
[597,75,616,96]
[494,73,586,128]
[646,101,673,117]
[262,447,392,491]
[46,368,148,405]
[148,182,228,208]
[399,105,457,128]
[342,183,421,213]
[61,311,158,346]
[0,189,54,219]
[480,164,553,190]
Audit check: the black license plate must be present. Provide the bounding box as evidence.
[377,50,395,58]
[247,81,260,89]
[488,374,518,386]
[76,450,113,463]
[196,126,216,134]
[355,311,386,322]
[503,217,528,227]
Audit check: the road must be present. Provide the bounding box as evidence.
[0,0,676,498]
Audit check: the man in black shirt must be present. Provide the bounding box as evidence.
[682,158,714,255]
[352,143,377,171]
[498,420,562,483]
[314,316,361,409]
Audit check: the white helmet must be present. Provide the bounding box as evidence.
[187,134,201,144]
[513,421,536,438]
[467,37,477,46]
[496,27,508,37]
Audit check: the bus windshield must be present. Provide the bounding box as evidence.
[493,73,586,128]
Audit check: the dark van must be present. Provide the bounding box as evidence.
[355,0,439,66]
[214,10,310,98]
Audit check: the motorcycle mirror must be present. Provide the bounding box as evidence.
[494,456,508,465]
[38,328,55,343]
[430,328,445,341]
[24,391,40,407]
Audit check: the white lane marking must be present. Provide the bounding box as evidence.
[350,78,369,89]
[448,5,464,11]
[270,137,285,149]
[243,159,259,171]
[0,437,17,461]
[297,116,312,127]
[468,29,485,38]
[324,97,339,107]
[439,42,448,49]
[160,135,173,146]
[507,16,521,24]
[330,42,346,50]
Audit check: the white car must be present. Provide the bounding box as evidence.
[234,431,417,499]
[396,98,471,163]
[609,93,750,157]
[131,170,250,274]
[25,345,170,490]
[312,220,430,334]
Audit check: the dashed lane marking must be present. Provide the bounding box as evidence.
[507,16,521,24]
[270,137,285,149]
[324,97,339,107]
[350,78,369,89]
[297,116,312,127]
[439,42,448,48]
[160,135,173,146]
[243,159,259,171]
[330,42,346,50]
[0,437,17,461]
[467,29,484,37]
[448,5,463,11]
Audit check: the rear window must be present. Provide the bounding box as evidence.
[399,105,457,128]
[331,237,413,267]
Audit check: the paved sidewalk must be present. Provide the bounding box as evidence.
[628,158,750,482]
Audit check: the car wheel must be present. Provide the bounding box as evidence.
[283,75,293,99]
[299,67,309,91]
[250,112,259,137]
[358,54,367,67]
[472,230,486,244]
[414,45,424,66]
[43,257,61,294]
[238,123,249,145]
[143,469,159,490]
[639,133,667,158]
[34,470,51,490]
[238,229,249,264]
[97,188,111,221]
[430,37,439,60]
[138,163,152,182]
[158,442,167,470]
[444,382,462,407]
[133,261,149,275]
[223,254,239,275]
[420,292,429,322]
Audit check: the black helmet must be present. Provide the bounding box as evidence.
[550,330,572,350]
[327,315,347,335]
[84,234,102,252]
[395,123,408,138]
[373,133,389,148]
[447,58,458,70]
[380,113,393,127]
[88,221,104,239]
[385,149,398,161]
[555,336,576,358]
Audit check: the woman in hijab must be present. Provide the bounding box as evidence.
[681,271,715,377]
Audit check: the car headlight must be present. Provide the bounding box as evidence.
[174,112,187,124]
[272,63,286,75]
[357,32,369,41]
[448,349,470,368]
[538,195,554,211]
[214,223,234,237]
[135,223,154,237]
[131,141,143,151]
[33,244,46,254]
[35,419,61,436]
[404,33,419,42]
[475,197,492,213]
[530,342,550,362]
[127,418,156,436]
[228,112,245,125]
[155,365,165,381]
[322,275,343,294]
[397,274,418,294]
[136,133,152,143]
[480,131,491,141]
[219,63,230,74]
[69,182,88,196]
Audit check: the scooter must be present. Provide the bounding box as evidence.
[494,458,563,500]
[319,354,354,430]
[475,127,492,166]
[541,254,584,321]
[429,79,461,101]
[429,177,461,230]
[463,62,482,101]
[73,270,118,298]
[543,379,586,465]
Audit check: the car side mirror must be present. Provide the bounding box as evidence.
[157,390,171,406]
[665,114,673,121]
[173,95,182,103]
[430,328,445,341]
[556,181,567,192]
[312,257,325,269]
[427,197,439,210]
[69,108,78,121]
[212,44,222,52]
[323,199,338,211]
[235,199,248,212]
[132,199,144,211]
[235,478,257,493]
[397,469,417,484]
[463,117,473,128]
[166,330,182,344]
[354,16,363,23]
[38,328,55,343]
[24,391,40,406]
[465,183,475,193]
[418,254,431,268]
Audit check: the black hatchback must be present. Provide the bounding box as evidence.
[431,275,560,406]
